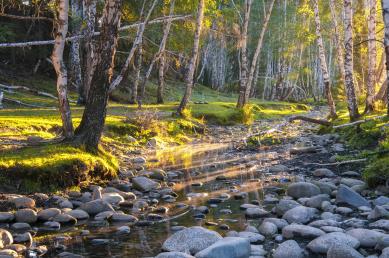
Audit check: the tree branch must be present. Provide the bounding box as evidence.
[0,13,54,22]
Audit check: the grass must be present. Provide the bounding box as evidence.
[0,75,311,192]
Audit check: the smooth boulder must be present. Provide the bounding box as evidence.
[287,182,321,199]
[195,237,250,258]
[336,185,370,208]
[307,232,360,254]
[273,240,303,258]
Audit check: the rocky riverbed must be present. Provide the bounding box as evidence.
[1,109,389,258]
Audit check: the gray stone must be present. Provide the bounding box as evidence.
[375,197,389,206]
[336,185,370,208]
[306,194,330,209]
[327,243,364,258]
[237,231,264,244]
[320,226,344,233]
[269,165,289,173]
[380,247,389,258]
[162,226,222,254]
[258,222,278,236]
[0,249,17,258]
[275,200,301,216]
[245,208,269,219]
[11,197,35,209]
[263,218,288,229]
[0,212,14,223]
[321,212,341,221]
[313,168,335,178]
[346,228,386,248]
[335,207,353,215]
[369,206,389,220]
[370,220,389,231]
[309,219,340,228]
[155,252,194,258]
[287,182,321,199]
[13,232,32,244]
[37,208,61,221]
[101,193,124,205]
[79,200,114,215]
[65,209,89,220]
[132,176,160,192]
[110,213,138,223]
[273,240,304,258]
[195,237,251,258]
[15,209,37,224]
[340,178,365,187]
[282,224,325,239]
[307,232,360,254]
[53,214,77,224]
[282,206,317,224]
[0,229,13,249]
[10,223,31,231]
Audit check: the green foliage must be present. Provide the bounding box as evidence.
[364,156,389,187]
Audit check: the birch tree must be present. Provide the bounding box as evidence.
[52,0,74,138]
[366,0,377,112]
[312,0,337,118]
[382,0,389,115]
[343,0,360,121]
[177,0,205,114]
[236,0,252,108]
[74,0,122,152]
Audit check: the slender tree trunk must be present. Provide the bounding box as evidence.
[381,0,389,115]
[177,0,205,114]
[81,0,96,104]
[312,0,337,118]
[343,0,360,121]
[52,0,74,139]
[240,0,275,106]
[366,0,377,112]
[329,0,346,85]
[133,43,143,105]
[236,0,252,108]
[69,0,83,98]
[74,0,122,152]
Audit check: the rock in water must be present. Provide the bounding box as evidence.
[287,182,321,199]
[155,252,195,258]
[162,226,222,254]
[327,243,364,258]
[79,200,114,215]
[307,232,360,254]
[132,176,160,192]
[195,237,250,258]
[273,240,304,258]
[336,185,370,208]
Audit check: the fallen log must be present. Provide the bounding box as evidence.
[3,97,55,109]
[333,115,387,129]
[288,115,333,126]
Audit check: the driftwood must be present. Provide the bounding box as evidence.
[289,115,333,126]
[304,158,368,166]
[0,15,191,48]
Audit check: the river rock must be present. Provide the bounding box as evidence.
[375,197,389,206]
[65,209,89,220]
[195,237,250,258]
[336,185,370,208]
[53,214,77,224]
[287,182,321,199]
[11,197,35,209]
[340,178,365,187]
[7,244,27,254]
[38,208,61,221]
[162,226,222,254]
[258,221,278,236]
[306,194,330,209]
[110,213,138,223]
[309,219,340,228]
[369,206,389,220]
[370,220,389,231]
[275,199,301,216]
[282,206,317,224]
[0,229,13,249]
[307,232,360,254]
[269,165,289,173]
[0,249,17,258]
[245,208,269,218]
[102,193,124,205]
[327,243,364,258]
[346,228,386,248]
[282,224,325,239]
[13,232,32,244]
[0,212,14,223]
[273,240,303,258]
[15,209,37,223]
[263,218,289,229]
[313,168,335,178]
[10,223,31,232]
[79,200,114,215]
[132,176,160,192]
[237,231,264,244]
[155,252,194,258]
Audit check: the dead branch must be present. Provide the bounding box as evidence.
[304,158,367,166]
[0,13,54,22]
[3,97,55,108]
[289,115,333,126]
[333,115,387,129]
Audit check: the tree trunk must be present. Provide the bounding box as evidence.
[52,0,74,139]
[312,0,337,118]
[133,43,143,105]
[241,0,275,106]
[74,0,122,152]
[329,0,346,86]
[381,0,389,115]
[69,0,83,99]
[366,0,377,112]
[236,0,252,108]
[177,0,205,114]
[80,0,97,104]
[343,0,360,121]
[157,51,166,104]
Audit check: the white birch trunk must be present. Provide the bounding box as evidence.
[366,0,377,112]
[382,0,389,115]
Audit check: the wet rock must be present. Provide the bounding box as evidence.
[53,214,77,224]
[0,212,14,223]
[195,206,209,214]
[0,229,13,248]
[10,222,31,232]
[258,221,278,236]
[307,232,360,254]
[219,224,230,230]
[65,210,89,220]
[13,232,32,244]
[282,224,325,239]
[263,218,288,229]
[195,237,250,258]
[313,168,335,178]
[237,231,264,244]
[275,199,301,216]
[94,211,114,221]
[116,226,131,234]
[282,206,317,224]
[0,249,17,258]
[342,218,368,228]
[132,176,160,192]
[368,206,389,220]
[132,157,146,164]
[11,197,35,209]
[37,208,61,221]
[111,213,138,223]
[219,209,232,215]
[42,221,61,230]
[313,181,337,196]
[155,252,194,258]
[234,192,248,200]
[287,182,321,199]
[341,171,360,177]
[162,226,222,254]
[336,185,370,208]
[327,243,364,258]
[101,193,124,205]
[346,228,386,248]
[381,248,389,258]
[15,209,37,224]
[273,240,303,258]
[240,203,259,210]
[79,200,114,215]
[245,208,269,219]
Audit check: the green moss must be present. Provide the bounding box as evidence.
[364,156,389,187]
